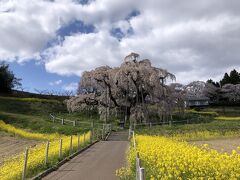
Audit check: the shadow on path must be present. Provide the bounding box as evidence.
[107,131,129,141]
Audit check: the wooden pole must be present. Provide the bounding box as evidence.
[69,136,72,155]
[102,129,104,140]
[73,120,76,127]
[96,129,98,140]
[83,133,86,145]
[103,124,106,140]
[128,128,131,140]
[61,118,64,125]
[91,122,94,142]
[133,131,136,149]
[59,139,62,159]
[77,133,80,150]
[22,148,29,180]
[45,141,49,166]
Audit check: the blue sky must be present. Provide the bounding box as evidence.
[1,0,240,94]
[9,61,79,93]
[7,19,96,94]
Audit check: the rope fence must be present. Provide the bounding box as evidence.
[128,117,202,179]
[133,117,202,128]
[21,124,112,180]
[49,114,103,127]
[129,129,146,180]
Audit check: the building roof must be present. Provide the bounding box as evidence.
[186,96,210,101]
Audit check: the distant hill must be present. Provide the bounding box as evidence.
[0,90,70,101]
[0,95,67,116]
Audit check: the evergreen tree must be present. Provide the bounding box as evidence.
[207,79,220,87]
[0,62,21,93]
[220,73,231,86]
[229,69,240,84]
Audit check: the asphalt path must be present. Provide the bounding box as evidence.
[43,131,129,180]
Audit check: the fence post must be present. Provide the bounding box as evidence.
[102,129,104,140]
[91,122,94,142]
[128,128,131,140]
[22,148,29,180]
[136,152,139,180]
[133,131,136,149]
[96,129,98,140]
[150,122,152,128]
[78,133,80,150]
[61,118,64,125]
[89,130,92,143]
[45,141,49,166]
[139,168,145,180]
[53,116,55,123]
[69,135,72,155]
[83,133,86,145]
[73,120,76,127]
[59,139,62,159]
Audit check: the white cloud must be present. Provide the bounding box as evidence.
[62,82,78,91]
[0,0,83,62]
[49,80,62,86]
[1,0,240,84]
[44,31,125,76]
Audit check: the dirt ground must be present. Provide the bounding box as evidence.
[0,135,40,164]
[189,138,240,153]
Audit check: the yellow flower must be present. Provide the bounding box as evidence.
[118,135,240,179]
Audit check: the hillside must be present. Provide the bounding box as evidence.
[0,96,97,135]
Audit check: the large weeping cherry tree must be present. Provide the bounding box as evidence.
[67,53,176,126]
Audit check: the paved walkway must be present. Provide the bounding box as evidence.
[43,131,129,180]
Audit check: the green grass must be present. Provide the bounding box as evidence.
[0,96,66,116]
[0,96,60,103]
[136,120,240,140]
[0,111,91,135]
[186,109,219,116]
[202,106,240,116]
[0,96,102,135]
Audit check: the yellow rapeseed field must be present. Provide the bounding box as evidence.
[171,130,240,141]
[185,109,219,116]
[0,120,59,140]
[0,121,91,180]
[122,135,240,179]
[215,116,240,121]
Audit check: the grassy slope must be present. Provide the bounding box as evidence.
[137,106,240,140]
[202,106,240,116]
[0,96,100,135]
[137,120,240,136]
